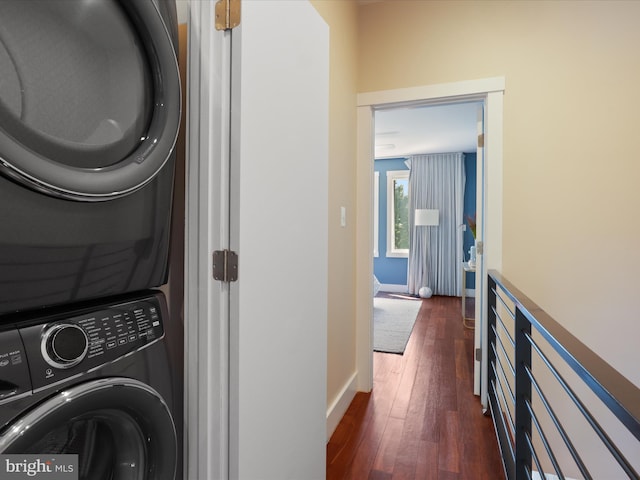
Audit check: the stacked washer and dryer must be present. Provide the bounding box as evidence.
[0,1,183,479]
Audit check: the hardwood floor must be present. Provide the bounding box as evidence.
[326,295,505,480]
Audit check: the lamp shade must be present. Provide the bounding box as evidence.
[414,209,439,226]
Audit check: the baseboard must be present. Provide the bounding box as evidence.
[326,372,357,442]
[379,283,408,293]
[381,284,475,296]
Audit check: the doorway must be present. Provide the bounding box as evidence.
[356,77,505,408]
[372,101,480,295]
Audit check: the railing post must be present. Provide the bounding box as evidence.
[515,307,532,479]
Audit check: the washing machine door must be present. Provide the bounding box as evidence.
[0,378,177,480]
[0,0,180,201]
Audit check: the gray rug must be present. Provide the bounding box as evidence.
[373,296,422,354]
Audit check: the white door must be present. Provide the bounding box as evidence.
[474,104,485,396]
[229,3,329,477]
[186,1,329,479]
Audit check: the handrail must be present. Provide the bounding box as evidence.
[487,270,640,480]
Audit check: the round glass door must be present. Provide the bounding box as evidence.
[0,0,180,200]
[0,378,177,480]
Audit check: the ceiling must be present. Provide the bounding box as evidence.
[374,101,481,159]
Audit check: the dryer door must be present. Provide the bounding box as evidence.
[0,0,180,201]
[0,378,177,480]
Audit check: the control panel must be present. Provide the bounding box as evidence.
[18,294,165,391]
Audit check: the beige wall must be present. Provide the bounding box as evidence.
[359,0,640,387]
[310,1,360,407]
[312,0,640,432]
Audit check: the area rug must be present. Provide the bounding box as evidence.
[373,296,422,354]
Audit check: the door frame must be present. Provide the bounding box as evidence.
[356,77,504,408]
[184,2,231,479]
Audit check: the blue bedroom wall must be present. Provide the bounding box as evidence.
[463,153,476,289]
[374,158,409,286]
[374,154,477,290]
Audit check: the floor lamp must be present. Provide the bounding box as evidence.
[414,209,439,298]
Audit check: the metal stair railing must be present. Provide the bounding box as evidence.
[487,270,640,480]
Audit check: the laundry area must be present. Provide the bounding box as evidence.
[0,1,330,479]
[0,1,183,478]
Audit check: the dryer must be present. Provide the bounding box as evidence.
[0,291,181,480]
[0,0,181,316]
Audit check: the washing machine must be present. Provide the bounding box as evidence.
[0,290,182,479]
[0,0,181,316]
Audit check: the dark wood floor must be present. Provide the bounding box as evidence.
[326,295,505,480]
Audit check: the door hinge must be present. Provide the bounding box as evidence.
[475,348,482,361]
[215,0,241,31]
[213,250,238,282]
[477,133,484,148]
[475,240,483,255]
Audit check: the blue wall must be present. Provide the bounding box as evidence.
[374,154,477,290]
[374,158,409,285]
[463,153,476,289]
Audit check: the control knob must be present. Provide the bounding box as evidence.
[41,324,88,369]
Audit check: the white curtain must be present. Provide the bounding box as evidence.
[407,153,465,296]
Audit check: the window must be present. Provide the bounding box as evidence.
[386,170,409,257]
[373,171,379,257]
